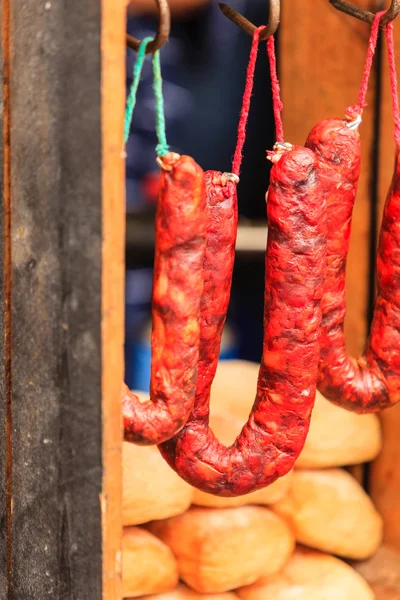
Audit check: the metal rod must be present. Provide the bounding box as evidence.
[329,0,400,26]
[126,0,171,53]
[218,0,280,41]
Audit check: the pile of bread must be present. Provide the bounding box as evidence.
[123,361,384,600]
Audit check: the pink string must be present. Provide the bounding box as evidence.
[266,36,284,143]
[346,11,385,120]
[385,22,400,148]
[232,26,265,177]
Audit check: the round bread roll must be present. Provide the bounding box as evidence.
[296,390,382,469]
[210,360,259,422]
[123,527,178,598]
[272,469,383,559]
[138,583,239,599]
[123,427,193,526]
[146,505,295,594]
[192,414,292,508]
[237,546,374,600]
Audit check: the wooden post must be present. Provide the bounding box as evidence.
[280,0,376,358]
[370,19,400,552]
[0,0,125,597]
[0,0,7,597]
[101,0,126,597]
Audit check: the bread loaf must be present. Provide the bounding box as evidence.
[137,583,239,599]
[272,469,383,559]
[237,546,374,599]
[296,391,382,469]
[123,527,178,598]
[123,439,193,526]
[147,506,295,594]
[209,360,259,422]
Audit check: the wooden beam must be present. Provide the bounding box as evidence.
[370,19,400,551]
[0,0,8,596]
[280,0,376,358]
[8,0,124,596]
[101,0,126,597]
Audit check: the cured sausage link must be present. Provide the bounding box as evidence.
[193,171,238,419]
[307,120,400,413]
[159,147,326,497]
[123,153,207,445]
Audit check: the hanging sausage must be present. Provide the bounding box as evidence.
[307,11,400,413]
[121,35,208,445]
[159,28,327,496]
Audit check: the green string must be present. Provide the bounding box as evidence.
[152,51,169,157]
[124,37,152,144]
[124,38,169,157]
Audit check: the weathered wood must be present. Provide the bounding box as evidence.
[370,20,400,552]
[8,0,123,597]
[351,545,400,599]
[280,0,376,358]
[101,0,125,598]
[0,0,8,597]
[370,403,400,549]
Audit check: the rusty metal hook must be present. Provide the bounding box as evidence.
[218,0,280,42]
[329,0,400,26]
[126,0,171,54]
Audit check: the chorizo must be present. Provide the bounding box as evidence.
[306,119,400,413]
[159,146,327,496]
[193,171,238,420]
[122,152,207,445]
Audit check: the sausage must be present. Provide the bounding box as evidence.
[159,146,327,496]
[122,152,207,445]
[193,171,238,420]
[306,119,400,413]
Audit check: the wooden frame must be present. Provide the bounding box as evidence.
[0,0,7,597]
[370,16,400,551]
[0,0,125,597]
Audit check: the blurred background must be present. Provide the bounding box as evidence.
[125,0,276,390]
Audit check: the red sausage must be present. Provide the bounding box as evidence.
[159,146,327,496]
[193,171,238,421]
[307,119,400,413]
[122,153,207,445]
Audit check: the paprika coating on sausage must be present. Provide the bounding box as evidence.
[123,153,207,445]
[159,146,327,496]
[307,119,400,413]
[192,171,238,422]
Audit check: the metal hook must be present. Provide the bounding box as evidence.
[218,0,280,42]
[329,0,400,26]
[126,0,171,54]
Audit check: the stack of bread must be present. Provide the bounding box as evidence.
[123,361,384,599]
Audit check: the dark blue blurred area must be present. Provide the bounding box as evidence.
[126,0,275,217]
[125,1,276,385]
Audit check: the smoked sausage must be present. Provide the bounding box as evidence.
[123,152,207,445]
[307,119,400,413]
[159,146,327,496]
